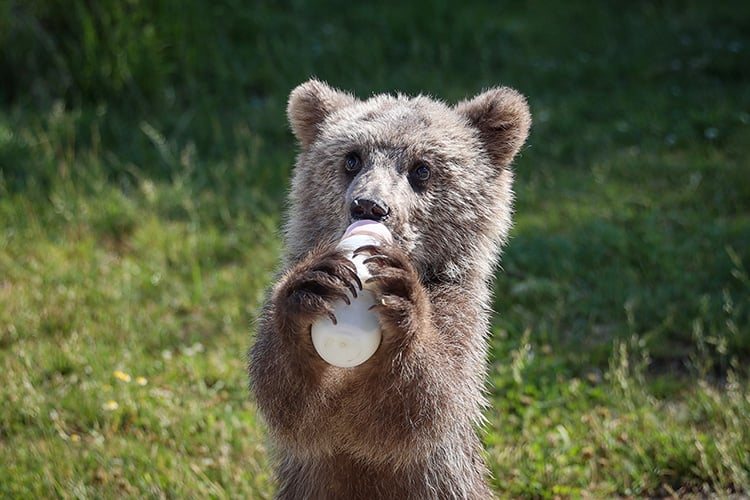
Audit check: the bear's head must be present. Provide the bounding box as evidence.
[283,79,531,284]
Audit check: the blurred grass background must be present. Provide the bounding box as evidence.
[1,0,749,497]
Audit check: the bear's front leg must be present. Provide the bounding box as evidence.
[327,243,460,464]
[249,244,363,450]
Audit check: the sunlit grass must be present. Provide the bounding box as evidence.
[0,157,278,496]
[486,332,750,497]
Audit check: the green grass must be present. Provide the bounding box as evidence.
[1,0,749,497]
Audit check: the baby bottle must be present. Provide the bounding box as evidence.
[310,220,392,368]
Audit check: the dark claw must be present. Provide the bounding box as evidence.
[353,272,363,291]
[362,254,394,267]
[365,274,388,286]
[295,276,352,305]
[345,279,359,299]
[368,302,384,311]
[327,311,338,325]
[326,258,361,294]
[334,290,352,305]
[342,265,363,292]
[342,258,359,275]
[353,244,380,257]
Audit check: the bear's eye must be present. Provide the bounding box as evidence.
[344,152,362,174]
[409,162,431,188]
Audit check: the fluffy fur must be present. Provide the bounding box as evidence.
[249,79,531,499]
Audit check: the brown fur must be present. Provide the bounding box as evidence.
[249,79,531,499]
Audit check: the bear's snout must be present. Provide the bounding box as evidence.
[350,198,390,222]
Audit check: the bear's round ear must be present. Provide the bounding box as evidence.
[454,87,531,168]
[287,79,358,148]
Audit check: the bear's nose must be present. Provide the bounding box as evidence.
[350,198,390,221]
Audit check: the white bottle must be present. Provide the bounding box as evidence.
[310,220,392,368]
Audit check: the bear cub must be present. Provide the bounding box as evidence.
[249,79,531,499]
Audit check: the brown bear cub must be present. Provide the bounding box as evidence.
[249,79,531,499]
